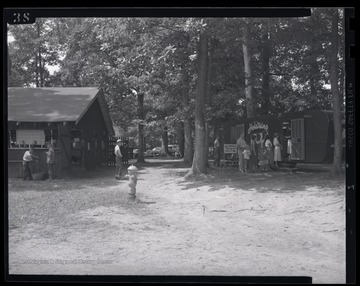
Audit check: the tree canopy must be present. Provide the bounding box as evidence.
[8,9,345,172]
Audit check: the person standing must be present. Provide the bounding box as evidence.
[257,146,265,172]
[236,133,247,172]
[213,136,221,167]
[250,134,258,171]
[22,146,38,181]
[242,145,251,173]
[115,139,123,180]
[264,134,274,169]
[45,144,55,180]
[273,132,282,167]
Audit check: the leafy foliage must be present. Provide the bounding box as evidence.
[8,10,345,158]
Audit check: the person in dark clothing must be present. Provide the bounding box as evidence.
[250,134,258,171]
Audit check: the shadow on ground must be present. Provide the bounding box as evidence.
[131,158,187,170]
[129,158,344,196]
[173,166,345,196]
[8,165,126,192]
[7,160,181,193]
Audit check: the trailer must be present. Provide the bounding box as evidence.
[221,110,344,165]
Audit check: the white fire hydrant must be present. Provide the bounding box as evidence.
[127,164,138,199]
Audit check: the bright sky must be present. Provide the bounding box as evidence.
[6,31,337,87]
[9,33,60,75]
[8,34,14,43]
[47,65,60,75]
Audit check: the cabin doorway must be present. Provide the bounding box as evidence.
[290,118,305,160]
[58,124,72,175]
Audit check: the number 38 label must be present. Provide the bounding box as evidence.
[8,12,35,24]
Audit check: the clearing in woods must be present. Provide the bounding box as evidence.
[8,159,345,283]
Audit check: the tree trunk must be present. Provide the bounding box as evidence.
[186,32,208,176]
[204,123,210,166]
[38,48,43,87]
[330,9,343,175]
[161,126,170,156]
[204,39,213,166]
[261,20,272,115]
[35,53,40,87]
[137,93,145,163]
[36,21,43,87]
[243,22,255,119]
[183,115,193,166]
[310,12,319,102]
[182,75,193,166]
[176,122,185,158]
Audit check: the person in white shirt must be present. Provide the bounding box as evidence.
[273,132,282,167]
[242,146,251,172]
[114,139,123,180]
[22,146,38,180]
[236,133,248,172]
[264,134,274,168]
[213,136,220,167]
[250,134,258,171]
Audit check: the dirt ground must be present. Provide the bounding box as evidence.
[8,159,346,283]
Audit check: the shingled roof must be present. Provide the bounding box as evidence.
[8,87,114,135]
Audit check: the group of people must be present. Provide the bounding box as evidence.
[22,138,125,181]
[22,143,55,181]
[236,132,282,173]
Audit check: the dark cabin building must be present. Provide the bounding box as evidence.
[221,110,345,165]
[7,87,115,178]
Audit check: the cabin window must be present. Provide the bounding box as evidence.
[8,130,17,147]
[70,130,82,166]
[16,130,45,147]
[71,130,81,148]
[282,121,291,139]
[290,119,305,160]
[44,129,59,147]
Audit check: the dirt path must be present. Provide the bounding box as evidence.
[8,159,345,283]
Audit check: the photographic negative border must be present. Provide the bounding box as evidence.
[3,6,355,284]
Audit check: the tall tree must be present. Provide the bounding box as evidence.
[8,19,60,87]
[260,19,272,115]
[329,9,343,175]
[8,15,345,171]
[182,74,194,166]
[242,21,255,119]
[204,37,214,165]
[35,20,43,87]
[136,92,146,163]
[186,31,208,176]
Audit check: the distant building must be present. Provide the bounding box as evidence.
[7,87,115,178]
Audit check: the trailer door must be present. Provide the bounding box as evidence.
[290,118,305,160]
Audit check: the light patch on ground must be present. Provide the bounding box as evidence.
[8,161,345,283]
